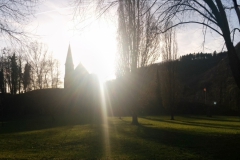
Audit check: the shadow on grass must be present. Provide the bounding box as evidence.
[0,114,94,135]
[141,117,240,131]
[184,115,240,123]
[1,116,240,159]
[108,119,240,160]
[61,124,106,159]
[0,120,106,159]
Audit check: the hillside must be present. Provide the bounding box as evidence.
[169,44,240,114]
[1,44,240,118]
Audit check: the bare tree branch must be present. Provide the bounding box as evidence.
[158,21,223,36]
[0,0,38,44]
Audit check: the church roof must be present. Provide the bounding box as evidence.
[74,62,88,75]
[65,44,74,66]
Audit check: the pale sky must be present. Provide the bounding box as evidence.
[13,1,240,81]
[28,0,117,81]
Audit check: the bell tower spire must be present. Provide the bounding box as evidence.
[64,44,74,88]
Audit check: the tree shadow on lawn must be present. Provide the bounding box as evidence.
[183,115,240,123]
[0,122,106,159]
[55,125,106,159]
[108,120,240,160]
[141,117,240,131]
[0,115,93,135]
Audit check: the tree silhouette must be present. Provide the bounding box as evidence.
[156,68,161,108]
[0,70,4,94]
[157,0,240,90]
[10,53,18,95]
[116,0,160,125]
[23,63,31,93]
[160,21,180,120]
[26,41,49,90]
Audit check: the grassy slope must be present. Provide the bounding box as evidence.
[0,116,240,159]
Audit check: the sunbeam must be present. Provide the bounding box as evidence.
[98,78,111,158]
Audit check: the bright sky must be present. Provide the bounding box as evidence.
[27,0,117,81]
[25,0,239,82]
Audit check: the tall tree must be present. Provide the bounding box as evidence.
[157,0,240,90]
[116,0,160,125]
[156,68,161,108]
[23,63,31,93]
[0,70,4,94]
[73,0,161,124]
[10,53,18,95]
[26,41,49,90]
[51,60,62,88]
[17,54,24,94]
[161,21,179,120]
[0,49,5,94]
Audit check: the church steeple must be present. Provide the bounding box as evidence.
[65,44,74,67]
[64,44,74,89]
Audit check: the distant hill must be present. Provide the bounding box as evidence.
[105,45,240,116]
[2,43,240,118]
[171,43,240,115]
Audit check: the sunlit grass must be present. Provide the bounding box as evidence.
[0,115,240,159]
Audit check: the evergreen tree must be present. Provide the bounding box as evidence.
[18,56,23,93]
[0,69,4,94]
[23,63,31,93]
[10,53,18,95]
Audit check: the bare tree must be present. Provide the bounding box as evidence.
[160,21,180,120]
[116,1,160,74]
[16,52,25,94]
[48,54,62,88]
[52,60,62,88]
[116,1,160,125]
[26,41,49,90]
[156,0,240,90]
[24,41,62,90]
[49,54,55,88]
[0,0,38,43]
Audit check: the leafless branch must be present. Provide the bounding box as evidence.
[0,0,38,44]
[158,21,223,36]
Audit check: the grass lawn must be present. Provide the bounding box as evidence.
[0,115,240,159]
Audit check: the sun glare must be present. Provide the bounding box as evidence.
[28,2,118,83]
[69,20,117,82]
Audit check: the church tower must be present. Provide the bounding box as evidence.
[64,45,74,89]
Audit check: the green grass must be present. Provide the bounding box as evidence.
[1,115,240,159]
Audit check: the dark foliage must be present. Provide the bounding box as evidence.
[1,49,240,119]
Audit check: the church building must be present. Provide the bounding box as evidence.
[64,45,89,89]
[64,45,101,117]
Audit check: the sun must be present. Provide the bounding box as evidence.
[32,6,118,83]
[70,20,117,82]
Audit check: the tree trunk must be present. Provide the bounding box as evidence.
[132,112,139,125]
[214,0,240,89]
[233,0,240,25]
[225,41,240,89]
[130,70,139,125]
[170,110,174,120]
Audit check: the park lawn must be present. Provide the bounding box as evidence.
[0,115,240,159]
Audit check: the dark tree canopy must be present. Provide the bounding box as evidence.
[156,0,240,89]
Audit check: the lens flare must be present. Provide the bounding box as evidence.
[98,78,111,158]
